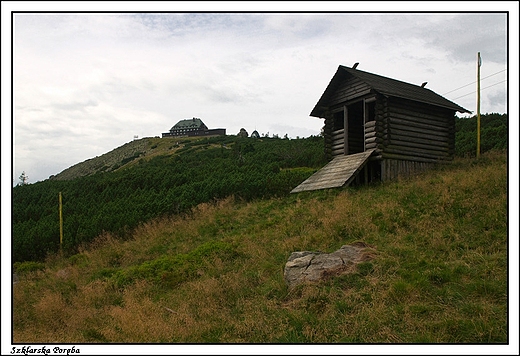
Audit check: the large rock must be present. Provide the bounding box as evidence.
[284,242,374,288]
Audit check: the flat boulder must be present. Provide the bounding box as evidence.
[284,242,374,288]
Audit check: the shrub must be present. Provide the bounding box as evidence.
[13,261,46,274]
[111,241,240,288]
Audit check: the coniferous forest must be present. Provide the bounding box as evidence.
[12,113,507,263]
[455,113,507,156]
[13,135,326,262]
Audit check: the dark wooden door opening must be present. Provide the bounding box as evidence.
[346,101,364,154]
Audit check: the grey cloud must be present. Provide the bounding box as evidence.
[16,117,82,140]
[262,14,331,40]
[197,82,265,105]
[486,87,507,111]
[14,105,43,113]
[415,14,507,64]
[12,11,510,185]
[53,99,99,111]
[211,91,240,104]
[360,14,506,64]
[132,13,264,40]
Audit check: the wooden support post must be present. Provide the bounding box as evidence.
[477,52,481,159]
[344,105,348,155]
[363,99,368,152]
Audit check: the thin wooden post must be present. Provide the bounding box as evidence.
[363,100,366,153]
[344,105,348,155]
[477,52,481,159]
[59,192,63,249]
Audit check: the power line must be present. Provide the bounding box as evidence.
[451,79,507,100]
[442,69,507,95]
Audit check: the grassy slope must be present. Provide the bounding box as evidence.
[13,150,507,343]
[50,137,190,180]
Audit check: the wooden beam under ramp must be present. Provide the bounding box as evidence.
[291,149,376,193]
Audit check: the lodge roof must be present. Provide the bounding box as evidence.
[310,65,471,118]
[171,118,206,130]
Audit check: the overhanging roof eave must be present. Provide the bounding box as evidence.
[385,93,472,114]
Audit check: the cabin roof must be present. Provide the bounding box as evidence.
[310,65,471,118]
[171,118,206,130]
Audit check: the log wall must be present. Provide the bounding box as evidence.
[331,129,345,157]
[321,88,456,182]
[327,77,372,107]
[381,97,456,163]
[324,115,334,159]
[381,159,436,182]
[365,95,387,153]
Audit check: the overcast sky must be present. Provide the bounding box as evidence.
[3,4,516,185]
[2,4,519,354]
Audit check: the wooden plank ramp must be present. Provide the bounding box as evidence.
[291,149,376,193]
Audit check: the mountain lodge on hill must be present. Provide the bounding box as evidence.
[162,118,226,138]
[291,64,470,193]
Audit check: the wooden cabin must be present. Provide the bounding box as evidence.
[291,64,470,193]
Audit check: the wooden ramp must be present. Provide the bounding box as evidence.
[291,149,376,193]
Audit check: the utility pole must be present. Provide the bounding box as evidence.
[59,192,63,250]
[477,52,481,159]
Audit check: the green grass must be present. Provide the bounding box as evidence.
[109,241,241,288]
[12,150,508,344]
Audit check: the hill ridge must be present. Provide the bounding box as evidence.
[50,135,222,181]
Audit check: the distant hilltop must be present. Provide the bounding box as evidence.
[162,118,226,138]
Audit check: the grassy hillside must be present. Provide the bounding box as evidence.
[13,150,507,343]
[13,113,507,264]
[49,136,207,181]
[13,135,326,262]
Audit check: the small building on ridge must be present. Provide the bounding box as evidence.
[162,118,226,138]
